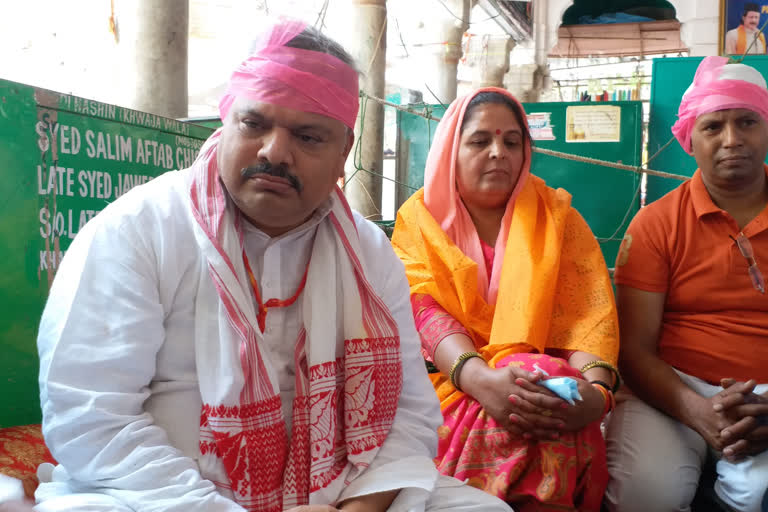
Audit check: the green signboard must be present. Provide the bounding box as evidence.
[0,79,214,427]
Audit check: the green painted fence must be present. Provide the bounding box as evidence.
[0,79,214,427]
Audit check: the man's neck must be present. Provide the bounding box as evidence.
[244,214,312,238]
[243,204,329,239]
[703,168,768,228]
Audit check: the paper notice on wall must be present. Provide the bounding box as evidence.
[527,112,556,140]
[565,105,621,142]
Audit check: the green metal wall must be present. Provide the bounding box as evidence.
[396,105,446,193]
[182,116,223,130]
[397,101,643,265]
[0,79,214,427]
[647,55,768,203]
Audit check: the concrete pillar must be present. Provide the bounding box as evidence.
[427,0,470,104]
[530,0,551,102]
[468,36,514,89]
[345,0,387,220]
[115,0,189,118]
[504,62,538,102]
[675,0,719,56]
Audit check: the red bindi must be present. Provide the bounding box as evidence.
[495,129,501,135]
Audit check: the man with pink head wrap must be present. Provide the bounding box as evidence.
[27,18,509,512]
[606,56,768,511]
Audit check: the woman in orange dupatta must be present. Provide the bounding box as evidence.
[391,88,620,511]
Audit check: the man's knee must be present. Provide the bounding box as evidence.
[34,493,135,512]
[605,465,699,512]
[715,458,768,512]
[715,483,767,512]
[422,475,511,511]
[605,395,706,512]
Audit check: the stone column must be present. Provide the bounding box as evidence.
[115,0,189,118]
[345,0,387,220]
[469,36,514,88]
[530,0,551,102]
[427,0,470,104]
[504,63,539,102]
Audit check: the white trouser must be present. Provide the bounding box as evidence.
[604,370,768,512]
[34,474,513,512]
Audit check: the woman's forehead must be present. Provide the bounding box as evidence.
[463,104,521,129]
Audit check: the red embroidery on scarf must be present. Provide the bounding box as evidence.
[283,336,403,503]
[196,308,402,512]
[343,337,401,454]
[200,397,288,512]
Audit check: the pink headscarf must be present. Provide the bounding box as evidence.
[219,18,359,130]
[672,56,768,154]
[423,87,532,304]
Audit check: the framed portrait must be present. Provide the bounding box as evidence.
[720,0,768,55]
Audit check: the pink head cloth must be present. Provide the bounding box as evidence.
[423,87,532,304]
[218,18,359,130]
[672,56,768,154]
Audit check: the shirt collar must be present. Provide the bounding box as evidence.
[690,169,721,219]
[691,164,768,219]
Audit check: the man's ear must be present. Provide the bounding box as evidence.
[339,127,355,178]
[342,129,355,160]
[338,129,355,179]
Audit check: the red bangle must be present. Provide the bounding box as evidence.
[592,382,614,417]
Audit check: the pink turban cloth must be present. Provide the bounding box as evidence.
[218,19,359,130]
[672,56,768,154]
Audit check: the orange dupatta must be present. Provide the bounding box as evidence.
[391,89,618,409]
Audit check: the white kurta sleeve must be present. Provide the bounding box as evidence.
[336,219,444,509]
[37,201,245,512]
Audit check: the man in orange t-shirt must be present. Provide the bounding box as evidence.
[605,56,768,512]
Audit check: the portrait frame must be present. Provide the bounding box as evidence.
[720,0,768,56]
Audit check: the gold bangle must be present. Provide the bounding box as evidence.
[449,351,483,391]
[580,360,622,393]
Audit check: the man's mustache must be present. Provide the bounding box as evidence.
[241,162,303,193]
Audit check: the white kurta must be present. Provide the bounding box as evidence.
[241,210,318,436]
[35,168,510,512]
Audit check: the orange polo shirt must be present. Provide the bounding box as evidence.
[614,168,768,384]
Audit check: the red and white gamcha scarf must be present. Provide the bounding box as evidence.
[189,130,402,511]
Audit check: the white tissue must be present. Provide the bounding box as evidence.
[533,363,583,405]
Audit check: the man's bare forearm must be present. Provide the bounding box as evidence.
[620,348,707,430]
